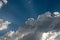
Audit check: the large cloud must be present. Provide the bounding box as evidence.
[0,0,8,8]
[0,11,60,40]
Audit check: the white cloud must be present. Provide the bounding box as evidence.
[0,1,3,8]
[2,0,8,4]
[0,19,11,30]
[25,18,35,26]
[53,12,60,17]
[41,31,60,40]
[0,0,8,8]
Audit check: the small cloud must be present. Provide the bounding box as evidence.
[7,31,15,37]
[0,0,8,8]
[25,18,35,26]
[53,12,60,17]
[0,1,3,8]
[0,19,11,30]
[2,0,8,4]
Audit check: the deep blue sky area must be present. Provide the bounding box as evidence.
[0,0,60,36]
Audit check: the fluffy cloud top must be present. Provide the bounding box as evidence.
[53,12,60,17]
[0,19,11,30]
[0,0,8,8]
[41,31,60,40]
[0,11,60,40]
[2,0,8,4]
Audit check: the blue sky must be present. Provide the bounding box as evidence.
[1,0,60,23]
[4,0,60,20]
[0,0,60,36]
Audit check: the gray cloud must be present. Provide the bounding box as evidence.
[0,11,60,40]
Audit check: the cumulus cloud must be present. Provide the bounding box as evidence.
[25,18,35,26]
[0,11,60,40]
[7,31,15,37]
[0,0,8,8]
[53,12,60,17]
[41,31,60,40]
[0,19,11,30]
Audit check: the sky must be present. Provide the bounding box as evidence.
[0,0,60,40]
[2,0,60,22]
[1,0,60,23]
